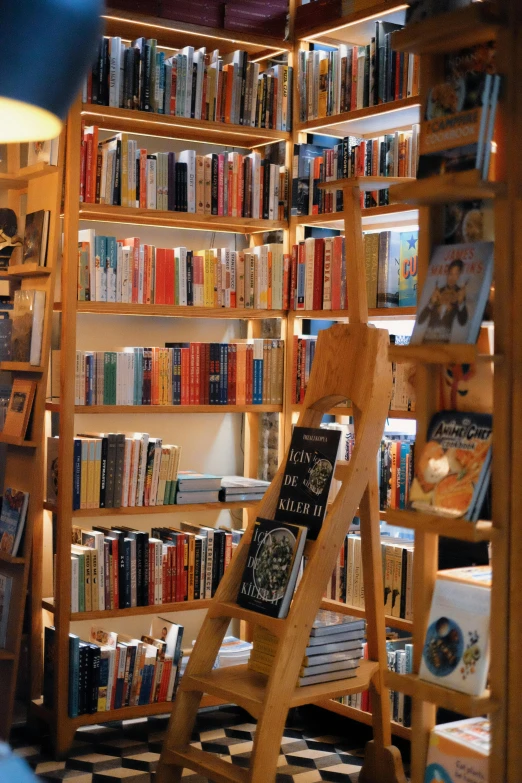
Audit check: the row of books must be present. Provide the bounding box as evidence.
[74,341,284,407]
[43,618,184,716]
[291,130,419,217]
[68,521,239,613]
[379,436,416,512]
[387,638,414,726]
[364,230,418,310]
[86,38,293,131]
[248,611,366,687]
[297,29,419,122]
[77,232,290,310]
[326,533,414,621]
[289,236,346,311]
[80,127,288,221]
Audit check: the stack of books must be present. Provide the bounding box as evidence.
[175,471,222,504]
[85,39,292,131]
[248,610,366,686]
[219,476,270,503]
[80,128,288,221]
[215,636,253,668]
[386,637,414,727]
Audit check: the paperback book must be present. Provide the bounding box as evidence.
[409,411,492,520]
[274,426,341,539]
[410,241,493,345]
[425,717,490,783]
[2,379,37,440]
[237,517,307,618]
[0,488,29,556]
[419,569,491,696]
[398,231,418,307]
[22,210,50,267]
[11,289,46,365]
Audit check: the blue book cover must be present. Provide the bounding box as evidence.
[399,231,418,307]
[253,360,263,404]
[68,634,80,717]
[411,242,493,345]
[0,488,29,556]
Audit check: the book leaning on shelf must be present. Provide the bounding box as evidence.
[73,340,284,407]
[2,379,37,440]
[10,289,45,365]
[22,210,50,267]
[85,38,292,131]
[425,716,490,783]
[297,24,419,122]
[0,488,29,557]
[77,233,290,310]
[80,128,288,221]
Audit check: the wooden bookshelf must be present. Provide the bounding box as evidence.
[384,673,498,718]
[42,596,213,621]
[59,302,286,319]
[390,169,505,205]
[296,96,420,139]
[0,142,64,742]
[314,699,412,741]
[45,402,283,414]
[320,599,413,633]
[291,403,416,419]
[296,1,408,46]
[43,499,261,516]
[289,307,417,320]
[292,204,419,232]
[81,104,291,149]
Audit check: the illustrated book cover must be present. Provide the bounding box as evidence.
[409,411,492,520]
[419,574,490,696]
[237,517,307,618]
[399,231,418,307]
[3,379,37,440]
[411,241,493,345]
[0,488,29,556]
[22,210,50,267]
[274,426,341,539]
[11,288,46,364]
[424,716,489,783]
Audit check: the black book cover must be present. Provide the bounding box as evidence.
[217,528,226,583]
[78,642,89,715]
[136,154,140,207]
[123,47,134,109]
[124,644,137,706]
[274,426,341,540]
[99,435,108,508]
[112,139,122,206]
[211,529,223,596]
[91,41,102,105]
[43,626,55,708]
[132,37,146,110]
[105,433,117,508]
[186,251,193,306]
[237,517,307,618]
[261,73,267,129]
[194,537,202,600]
[144,42,152,111]
[132,46,141,110]
[191,62,198,119]
[262,160,270,220]
[363,44,371,108]
[86,644,100,714]
[113,433,125,509]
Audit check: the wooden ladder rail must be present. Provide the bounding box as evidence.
[157,321,406,783]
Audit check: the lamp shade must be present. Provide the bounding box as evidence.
[0,0,103,143]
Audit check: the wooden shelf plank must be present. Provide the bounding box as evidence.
[297,1,407,46]
[0,163,58,189]
[385,509,497,543]
[42,596,211,620]
[320,599,413,631]
[66,302,285,319]
[296,96,420,138]
[390,170,506,205]
[78,203,287,234]
[290,306,417,320]
[291,403,416,419]
[319,176,415,192]
[81,104,290,149]
[181,660,378,719]
[392,3,502,54]
[291,205,419,231]
[43,499,260,517]
[0,435,37,448]
[207,601,286,638]
[103,7,292,59]
[0,264,51,279]
[30,693,224,729]
[45,402,283,414]
[384,672,498,717]
[0,650,16,661]
[389,344,499,365]
[315,699,412,740]
[0,551,25,565]
[0,362,44,373]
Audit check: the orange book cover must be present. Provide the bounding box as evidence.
[267,251,273,309]
[3,379,37,439]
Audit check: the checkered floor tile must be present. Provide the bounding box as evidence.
[10,705,392,782]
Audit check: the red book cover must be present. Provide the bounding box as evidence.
[180,347,190,405]
[313,238,325,310]
[110,538,119,609]
[282,253,291,311]
[300,339,307,402]
[332,236,342,310]
[228,344,237,404]
[237,155,244,218]
[124,237,140,305]
[217,154,225,216]
[148,542,155,605]
[292,335,299,404]
[170,66,177,115]
[85,133,93,202]
[164,248,175,305]
[143,245,151,304]
[198,343,205,405]
[162,550,168,603]
[290,244,298,311]
[189,343,196,405]
[139,150,147,209]
[177,533,186,601]
[194,343,201,405]
[154,248,166,305]
[351,47,358,111]
[171,541,178,601]
[204,343,210,404]
[227,157,233,217]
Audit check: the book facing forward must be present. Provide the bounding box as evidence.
[274,426,341,540]
[237,517,307,618]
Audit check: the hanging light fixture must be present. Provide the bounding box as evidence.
[0,0,103,143]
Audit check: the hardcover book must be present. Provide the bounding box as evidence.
[419,571,490,696]
[438,326,493,413]
[424,717,489,783]
[410,241,493,345]
[22,210,50,267]
[409,411,492,520]
[399,231,418,307]
[11,288,46,364]
[237,517,307,618]
[0,572,13,648]
[274,426,341,539]
[309,610,366,637]
[0,488,29,556]
[2,379,37,440]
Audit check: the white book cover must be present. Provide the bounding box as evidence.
[128,436,141,506]
[181,46,194,118]
[109,37,122,107]
[29,289,46,366]
[70,557,79,615]
[138,244,145,304]
[136,432,150,506]
[146,156,157,210]
[178,150,196,213]
[304,237,315,311]
[420,576,490,696]
[78,229,97,304]
[149,439,163,506]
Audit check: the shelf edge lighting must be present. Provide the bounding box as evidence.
[0,0,102,143]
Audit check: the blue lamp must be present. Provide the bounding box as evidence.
[0,0,103,143]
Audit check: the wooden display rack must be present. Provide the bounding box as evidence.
[0,143,63,738]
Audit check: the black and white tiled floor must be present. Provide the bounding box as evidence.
[10,705,392,782]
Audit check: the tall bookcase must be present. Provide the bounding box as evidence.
[0,143,63,738]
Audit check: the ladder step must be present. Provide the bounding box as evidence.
[207,601,285,637]
[181,660,379,719]
[162,744,249,783]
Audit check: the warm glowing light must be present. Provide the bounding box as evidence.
[302,4,409,42]
[0,97,62,143]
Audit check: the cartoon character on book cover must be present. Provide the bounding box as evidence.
[399,231,418,307]
[411,242,493,345]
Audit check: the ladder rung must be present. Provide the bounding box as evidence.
[207,601,286,637]
[162,744,249,783]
